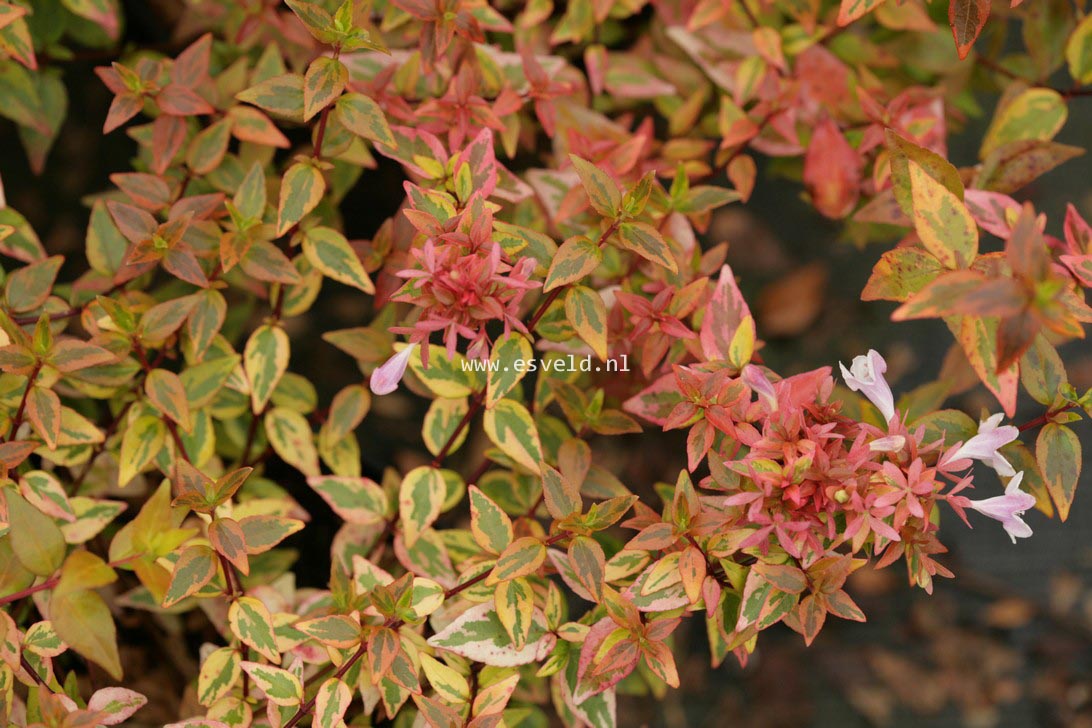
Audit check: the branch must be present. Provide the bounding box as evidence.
[975,55,1092,98]
[238,406,265,468]
[1017,403,1078,432]
[20,654,53,692]
[0,577,61,607]
[6,361,42,441]
[218,552,239,598]
[429,389,485,468]
[0,555,140,607]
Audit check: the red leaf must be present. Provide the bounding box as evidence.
[210,518,250,575]
[104,93,143,134]
[996,308,1037,372]
[803,117,861,219]
[110,173,172,211]
[699,263,753,362]
[949,0,990,60]
[158,84,214,116]
[163,246,210,288]
[106,201,157,244]
[1063,203,1092,255]
[151,115,189,175]
[963,189,1020,239]
[228,106,290,148]
[172,33,212,88]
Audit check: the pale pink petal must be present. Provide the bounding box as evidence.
[966,472,1036,543]
[839,349,896,422]
[370,343,418,395]
[742,364,778,412]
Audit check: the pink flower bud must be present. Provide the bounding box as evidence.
[742,364,778,411]
[370,343,418,395]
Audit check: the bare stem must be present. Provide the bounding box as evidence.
[1017,402,1078,432]
[21,654,52,692]
[0,555,140,607]
[7,361,43,441]
[429,389,485,468]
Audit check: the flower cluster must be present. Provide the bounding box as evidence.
[632,341,1036,599]
[390,194,539,363]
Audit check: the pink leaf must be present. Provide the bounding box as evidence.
[803,117,861,219]
[699,264,753,362]
[964,189,1020,239]
[88,688,148,725]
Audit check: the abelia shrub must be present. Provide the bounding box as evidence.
[0,0,1089,725]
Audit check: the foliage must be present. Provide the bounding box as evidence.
[0,0,1090,725]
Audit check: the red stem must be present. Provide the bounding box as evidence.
[7,361,43,441]
[0,555,140,607]
[21,654,52,692]
[239,407,264,468]
[218,552,239,597]
[1,578,60,607]
[1017,403,1077,432]
[429,389,485,468]
[311,46,341,161]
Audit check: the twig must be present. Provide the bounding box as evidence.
[1017,403,1078,432]
[6,361,43,441]
[465,459,491,488]
[218,552,239,597]
[429,389,485,468]
[0,554,140,607]
[522,491,546,520]
[239,407,264,467]
[241,646,251,699]
[975,55,1092,98]
[737,0,760,28]
[975,55,1024,83]
[1,578,62,607]
[20,654,53,692]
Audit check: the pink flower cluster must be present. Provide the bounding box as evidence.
[370,181,540,395]
[634,349,1036,591]
[725,353,1035,580]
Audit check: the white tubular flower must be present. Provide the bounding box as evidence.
[839,349,896,423]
